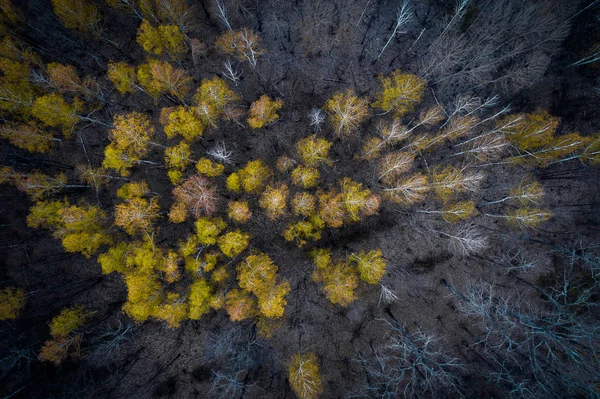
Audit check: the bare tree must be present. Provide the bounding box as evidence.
[215,0,232,31]
[431,223,488,256]
[207,141,235,164]
[222,59,242,86]
[308,108,325,132]
[355,317,462,398]
[447,280,600,397]
[375,0,412,61]
[421,0,571,96]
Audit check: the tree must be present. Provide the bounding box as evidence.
[283,216,324,247]
[218,230,250,257]
[137,59,191,100]
[195,217,226,245]
[160,106,204,141]
[432,224,489,256]
[356,318,462,398]
[215,29,266,67]
[196,158,224,177]
[117,181,150,199]
[372,71,426,118]
[236,253,277,294]
[165,141,191,184]
[257,281,290,318]
[50,0,102,38]
[228,201,252,223]
[110,112,154,154]
[14,171,68,200]
[0,287,26,320]
[114,197,160,235]
[288,353,324,399]
[296,135,333,167]
[122,271,162,322]
[349,249,386,284]
[485,207,554,228]
[259,184,289,220]
[429,166,486,203]
[291,192,317,217]
[236,160,273,194]
[312,249,359,306]
[40,305,90,365]
[291,166,320,189]
[317,191,345,228]
[325,89,369,138]
[104,112,154,176]
[168,201,187,223]
[153,292,188,328]
[383,173,430,205]
[160,250,181,283]
[193,76,239,127]
[340,178,379,222]
[107,61,137,94]
[136,19,185,57]
[31,93,82,136]
[49,306,89,337]
[224,289,255,321]
[172,175,219,218]
[0,123,59,153]
[46,63,86,94]
[418,201,478,223]
[377,152,414,184]
[75,165,110,191]
[189,279,213,320]
[485,178,544,205]
[29,202,112,258]
[247,95,284,129]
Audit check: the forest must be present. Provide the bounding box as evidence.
[0,0,599,398]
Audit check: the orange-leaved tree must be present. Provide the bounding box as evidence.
[247,95,283,129]
[215,28,266,67]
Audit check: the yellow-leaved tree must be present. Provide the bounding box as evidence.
[189,279,213,320]
[372,71,426,117]
[27,200,112,258]
[325,89,369,138]
[296,135,333,167]
[165,142,192,184]
[0,123,59,153]
[107,61,137,94]
[114,196,161,235]
[103,112,155,176]
[227,201,252,224]
[160,106,204,141]
[311,249,358,306]
[39,306,90,365]
[349,249,386,284]
[193,76,239,127]
[137,59,191,101]
[224,288,256,321]
[0,287,26,320]
[259,184,289,220]
[229,159,273,194]
[136,19,186,57]
[32,93,82,137]
[288,353,324,399]
[218,230,250,257]
[50,0,102,38]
